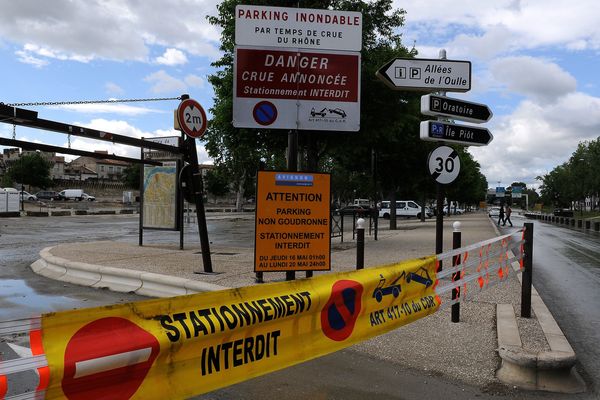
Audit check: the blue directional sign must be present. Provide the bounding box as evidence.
[420,120,493,146]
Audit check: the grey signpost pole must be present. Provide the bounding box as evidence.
[286,129,298,281]
[435,49,447,271]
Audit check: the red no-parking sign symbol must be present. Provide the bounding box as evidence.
[321,280,363,341]
[177,98,207,139]
[62,317,160,400]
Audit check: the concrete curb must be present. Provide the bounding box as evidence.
[32,246,227,297]
[488,218,585,393]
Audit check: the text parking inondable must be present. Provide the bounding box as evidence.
[235,5,362,51]
[255,171,331,272]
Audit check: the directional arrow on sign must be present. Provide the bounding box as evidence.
[420,120,493,146]
[421,94,493,123]
[376,57,471,92]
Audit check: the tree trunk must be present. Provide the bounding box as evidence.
[235,171,246,212]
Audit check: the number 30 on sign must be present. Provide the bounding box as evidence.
[427,145,460,185]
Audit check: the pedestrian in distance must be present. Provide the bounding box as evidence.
[497,204,505,226]
[503,205,513,227]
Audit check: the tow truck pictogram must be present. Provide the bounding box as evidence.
[310,107,327,117]
[328,108,347,118]
[405,267,433,287]
[372,274,402,302]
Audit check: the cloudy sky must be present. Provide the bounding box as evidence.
[1,0,599,189]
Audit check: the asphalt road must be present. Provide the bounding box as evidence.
[1,213,598,399]
[524,219,600,395]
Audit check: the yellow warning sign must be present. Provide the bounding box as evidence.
[254,171,331,272]
[40,256,439,400]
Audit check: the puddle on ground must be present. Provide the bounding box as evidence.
[0,279,80,320]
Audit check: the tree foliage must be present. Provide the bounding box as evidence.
[204,167,231,203]
[538,137,600,209]
[121,164,141,188]
[205,0,488,213]
[4,152,52,189]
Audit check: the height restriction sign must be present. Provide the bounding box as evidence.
[177,98,207,138]
[254,171,331,272]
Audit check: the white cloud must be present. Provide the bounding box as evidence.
[105,82,124,96]
[470,93,600,186]
[156,48,188,66]
[144,70,205,94]
[489,56,577,103]
[401,0,600,53]
[0,0,222,64]
[144,70,187,94]
[184,74,205,89]
[15,49,48,68]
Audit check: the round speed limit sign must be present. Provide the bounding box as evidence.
[428,146,460,184]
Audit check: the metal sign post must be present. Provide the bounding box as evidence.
[176,96,213,274]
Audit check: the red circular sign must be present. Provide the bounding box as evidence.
[177,98,207,138]
[62,317,160,400]
[321,280,363,341]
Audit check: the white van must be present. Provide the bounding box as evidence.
[353,198,370,207]
[59,189,84,201]
[378,200,433,219]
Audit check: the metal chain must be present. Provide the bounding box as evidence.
[6,96,182,107]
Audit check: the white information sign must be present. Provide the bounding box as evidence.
[427,146,461,185]
[376,58,471,92]
[233,46,360,131]
[235,5,362,51]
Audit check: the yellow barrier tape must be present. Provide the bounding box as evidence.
[41,255,439,400]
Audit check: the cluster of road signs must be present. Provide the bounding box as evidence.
[376,56,494,184]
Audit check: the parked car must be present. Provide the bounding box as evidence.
[2,187,18,193]
[35,191,62,201]
[19,190,37,201]
[444,207,465,215]
[488,207,501,218]
[378,200,433,219]
[81,193,96,201]
[337,205,371,215]
[553,208,574,217]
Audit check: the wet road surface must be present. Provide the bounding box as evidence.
[523,219,600,394]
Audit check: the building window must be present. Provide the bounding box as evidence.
[100,165,105,172]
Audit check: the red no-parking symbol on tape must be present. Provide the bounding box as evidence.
[321,280,363,341]
[62,317,160,400]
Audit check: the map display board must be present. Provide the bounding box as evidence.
[254,171,331,272]
[142,161,179,230]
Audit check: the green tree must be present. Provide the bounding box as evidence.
[446,149,488,206]
[204,167,231,203]
[538,136,600,210]
[4,152,52,189]
[206,0,416,215]
[121,164,141,188]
